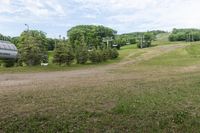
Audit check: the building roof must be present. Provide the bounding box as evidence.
[0,40,17,51]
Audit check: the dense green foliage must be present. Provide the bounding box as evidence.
[47,38,56,51]
[53,42,74,65]
[0,33,20,47]
[88,48,119,63]
[169,28,200,42]
[0,59,16,67]
[101,49,110,61]
[116,30,166,46]
[89,49,103,63]
[67,25,117,49]
[75,46,89,64]
[18,30,48,66]
[66,25,119,64]
[109,48,119,59]
[0,33,57,51]
[0,34,12,41]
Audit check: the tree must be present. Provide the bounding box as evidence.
[169,28,200,42]
[109,48,119,59]
[67,25,117,50]
[47,38,56,51]
[0,34,11,41]
[11,37,20,48]
[75,45,88,64]
[102,49,110,61]
[18,30,48,66]
[53,41,74,65]
[114,37,127,47]
[89,49,103,63]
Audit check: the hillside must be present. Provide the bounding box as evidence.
[1,35,200,132]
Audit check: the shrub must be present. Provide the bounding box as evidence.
[18,30,48,66]
[89,50,103,63]
[19,44,44,66]
[102,49,110,61]
[41,52,49,63]
[1,59,16,67]
[53,43,74,65]
[75,47,88,64]
[109,48,119,59]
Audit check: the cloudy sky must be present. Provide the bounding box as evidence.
[0,0,200,38]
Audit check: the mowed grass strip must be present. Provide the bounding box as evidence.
[1,71,200,132]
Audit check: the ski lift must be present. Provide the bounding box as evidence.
[0,40,18,59]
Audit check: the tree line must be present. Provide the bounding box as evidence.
[0,33,58,51]
[0,25,119,67]
[169,28,200,42]
[116,30,166,48]
[0,25,166,67]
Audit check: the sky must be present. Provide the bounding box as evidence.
[0,0,200,38]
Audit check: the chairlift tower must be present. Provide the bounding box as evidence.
[191,32,194,42]
[103,37,113,48]
[137,35,145,49]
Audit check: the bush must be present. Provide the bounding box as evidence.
[89,50,103,63]
[109,48,119,59]
[1,59,16,67]
[18,30,48,66]
[102,49,110,61]
[53,43,74,65]
[75,47,88,64]
[19,44,44,66]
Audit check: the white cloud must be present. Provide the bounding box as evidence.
[0,0,13,13]
[1,0,200,37]
[0,0,66,17]
[83,14,97,19]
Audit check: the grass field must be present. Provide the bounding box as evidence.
[1,39,200,132]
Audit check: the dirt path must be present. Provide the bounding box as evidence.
[0,44,186,89]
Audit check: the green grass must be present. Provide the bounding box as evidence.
[48,51,54,64]
[1,68,200,132]
[2,38,200,132]
[141,42,200,67]
[156,33,170,42]
[112,72,200,132]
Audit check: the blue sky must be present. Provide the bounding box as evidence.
[0,0,200,38]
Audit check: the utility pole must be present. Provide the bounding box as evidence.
[188,33,192,44]
[191,32,194,42]
[185,34,189,42]
[142,35,145,48]
[186,33,191,43]
[138,35,144,49]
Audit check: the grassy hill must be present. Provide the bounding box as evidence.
[1,34,200,132]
